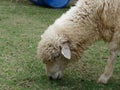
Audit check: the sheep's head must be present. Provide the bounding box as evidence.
[37,30,71,80]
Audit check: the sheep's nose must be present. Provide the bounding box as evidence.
[49,74,61,80]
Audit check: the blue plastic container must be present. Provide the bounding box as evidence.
[44,0,70,8]
[30,0,70,8]
[29,0,45,6]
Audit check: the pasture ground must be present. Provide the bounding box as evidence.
[0,0,120,90]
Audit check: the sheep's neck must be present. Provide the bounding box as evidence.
[70,28,100,59]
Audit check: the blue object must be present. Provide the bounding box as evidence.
[30,0,70,8]
[29,0,45,6]
[44,0,70,8]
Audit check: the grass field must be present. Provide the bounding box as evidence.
[0,0,120,90]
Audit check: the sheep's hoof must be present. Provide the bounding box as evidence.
[97,75,108,84]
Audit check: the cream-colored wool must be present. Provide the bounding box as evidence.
[37,0,120,84]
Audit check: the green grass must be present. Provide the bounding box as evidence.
[0,0,120,90]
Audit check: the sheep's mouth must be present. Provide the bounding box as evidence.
[49,74,62,80]
[48,71,62,80]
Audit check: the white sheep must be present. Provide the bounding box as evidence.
[37,0,120,84]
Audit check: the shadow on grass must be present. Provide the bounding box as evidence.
[29,73,120,90]
[15,59,120,90]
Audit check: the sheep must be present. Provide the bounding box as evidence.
[37,0,120,84]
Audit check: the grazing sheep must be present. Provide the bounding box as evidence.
[37,0,120,84]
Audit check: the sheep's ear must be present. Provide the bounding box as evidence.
[61,43,71,59]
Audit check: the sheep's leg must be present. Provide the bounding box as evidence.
[97,49,119,84]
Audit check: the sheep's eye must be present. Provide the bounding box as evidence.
[48,59,51,62]
[53,53,60,59]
